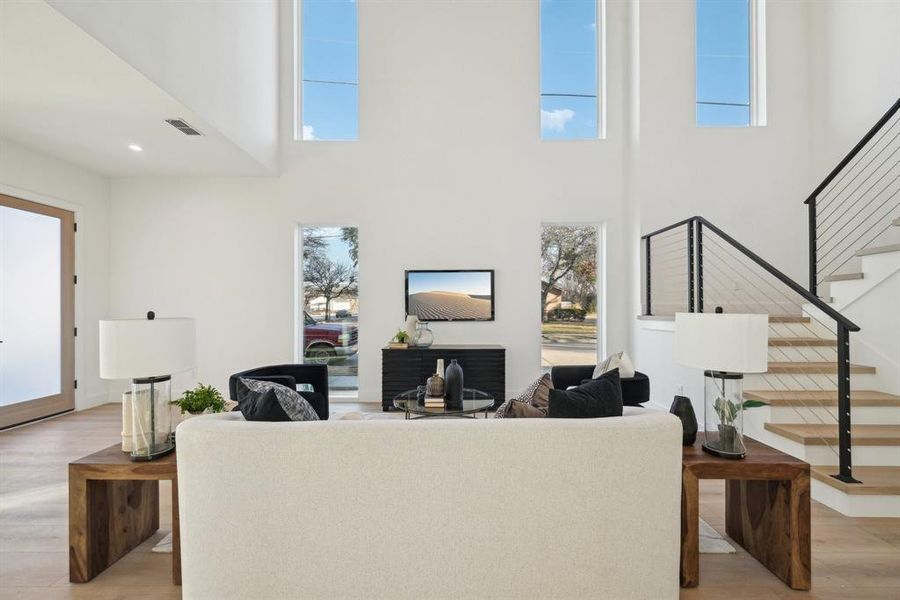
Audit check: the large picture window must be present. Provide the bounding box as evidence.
[540,224,600,370]
[300,226,359,394]
[297,0,359,140]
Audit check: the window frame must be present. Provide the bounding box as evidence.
[695,0,766,128]
[539,0,607,141]
[293,0,360,142]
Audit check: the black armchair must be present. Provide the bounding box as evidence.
[550,366,650,407]
[229,364,329,420]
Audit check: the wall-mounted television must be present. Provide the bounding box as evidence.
[405,270,495,322]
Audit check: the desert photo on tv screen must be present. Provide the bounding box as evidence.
[406,271,493,321]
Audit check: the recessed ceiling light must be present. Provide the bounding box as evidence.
[128,143,143,152]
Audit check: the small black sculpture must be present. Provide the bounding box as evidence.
[670,387,698,446]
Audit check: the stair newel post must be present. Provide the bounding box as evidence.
[696,220,704,313]
[687,221,695,313]
[808,196,818,297]
[644,236,652,316]
[834,324,861,484]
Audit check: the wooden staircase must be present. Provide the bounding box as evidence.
[743,257,900,515]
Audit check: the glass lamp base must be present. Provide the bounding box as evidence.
[701,440,746,460]
[131,441,175,462]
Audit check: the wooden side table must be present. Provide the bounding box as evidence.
[69,444,180,585]
[681,434,810,590]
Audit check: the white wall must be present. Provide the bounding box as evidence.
[102,0,893,407]
[810,0,900,179]
[0,139,110,410]
[107,0,631,401]
[47,0,279,173]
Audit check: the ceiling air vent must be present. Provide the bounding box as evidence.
[165,118,203,136]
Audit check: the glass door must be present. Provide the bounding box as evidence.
[0,194,75,428]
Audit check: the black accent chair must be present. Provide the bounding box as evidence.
[229,364,329,420]
[550,366,650,407]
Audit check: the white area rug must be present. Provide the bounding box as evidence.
[699,519,736,554]
[152,531,173,553]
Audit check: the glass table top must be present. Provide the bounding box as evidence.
[393,387,494,416]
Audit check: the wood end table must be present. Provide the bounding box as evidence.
[69,444,180,585]
[681,434,811,590]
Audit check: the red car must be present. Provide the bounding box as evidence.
[303,312,358,363]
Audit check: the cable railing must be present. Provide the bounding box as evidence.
[641,217,861,484]
[806,98,900,295]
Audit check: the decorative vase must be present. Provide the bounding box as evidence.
[405,315,419,344]
[444,359,464,410]
[426,372,444,397]
[413,322,434,348]
[436,358,445,376]
[669,387,698,446]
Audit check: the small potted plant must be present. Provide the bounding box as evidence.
[390,329,409,349]
[171,383,226,416]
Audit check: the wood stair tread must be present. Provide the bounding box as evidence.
[856,243,900,257]
[763,423,900,445]
[822,272,864,282]
[768,337,836,347]
[766,362,875,374]
[745,390,900,407]
[767,315,811,323]
[811,466,900,495]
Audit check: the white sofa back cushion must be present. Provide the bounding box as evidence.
[177,412,681,600]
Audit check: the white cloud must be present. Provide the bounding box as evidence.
[541,108,575,133]
[302,124,317,140]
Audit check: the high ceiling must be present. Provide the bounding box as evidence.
[0,1,271,177]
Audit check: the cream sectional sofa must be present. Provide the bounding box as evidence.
[176,411,681,599]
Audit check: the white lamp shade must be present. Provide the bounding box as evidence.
[99,318,196,380]
[674,313,768,373]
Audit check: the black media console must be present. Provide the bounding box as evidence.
[382,345,506,411]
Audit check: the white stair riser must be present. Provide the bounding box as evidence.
[767,406,899,425]
[810,480,900,518]
[745,373,880,391]
[767,347,837,362]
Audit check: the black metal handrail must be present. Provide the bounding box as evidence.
[805,98,900,295]
[641,216,860,483]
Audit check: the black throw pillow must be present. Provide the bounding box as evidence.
[237,386,291,421]
[548,368,623,418]
[236,378,319,422]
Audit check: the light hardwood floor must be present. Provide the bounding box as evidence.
[1,403,898,599]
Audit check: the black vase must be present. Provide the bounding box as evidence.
[670,395,698,446]
[444,359,464,410]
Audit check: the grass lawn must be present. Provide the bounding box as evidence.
[541,317,598,340]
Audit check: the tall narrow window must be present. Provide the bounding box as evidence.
[300,227,359,395]
[696,0,766,127]
[298,0,358,140]
[540,0,602,140]
[541,225,600,371]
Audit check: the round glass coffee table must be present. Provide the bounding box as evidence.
[393,387,494,419]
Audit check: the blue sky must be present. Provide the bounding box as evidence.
[301,0,750,139]
[696,0,751,126]
[305,227,354,265]
[302,0,358,140]
[407,272,492,297]
[540,0,598,140]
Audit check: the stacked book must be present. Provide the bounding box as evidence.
[424,396,445,408]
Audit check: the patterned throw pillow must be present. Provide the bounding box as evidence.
[236,378,320,422]
[593,351,635,379]
[494,373,553,418]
